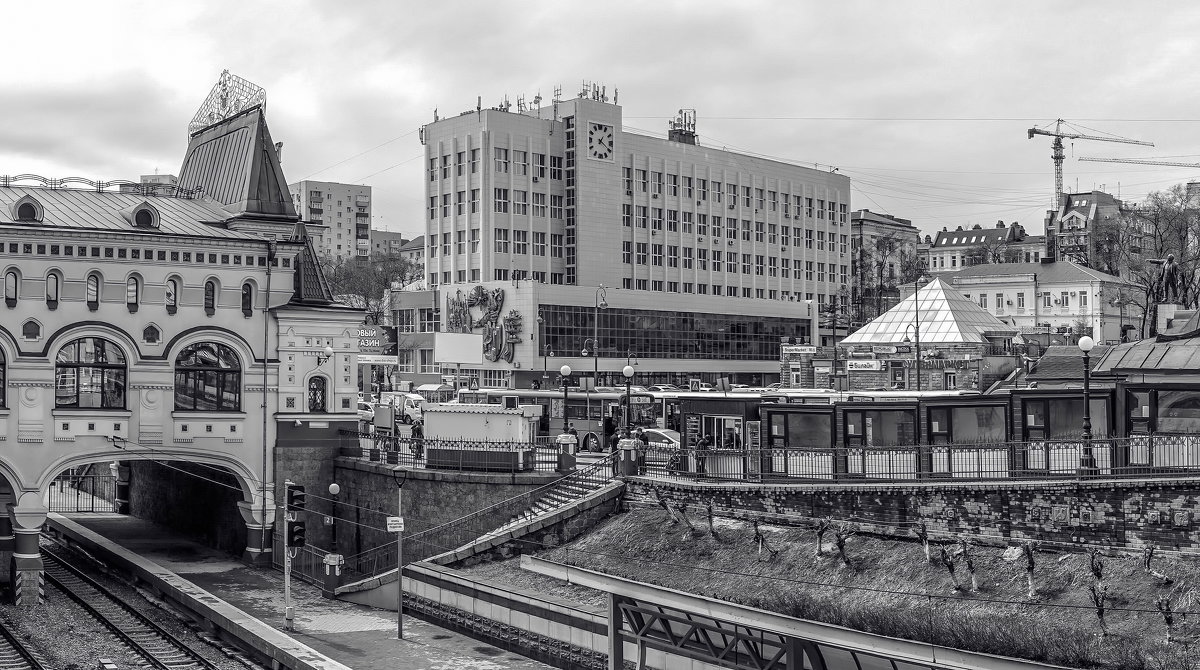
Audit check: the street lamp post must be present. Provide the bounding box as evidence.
[327,482,340,554]
[542,345,552,380]
[585,286,608,385]
[622,354,637,432]
[1078,335,1096,472]
[902,279,923,391]
[559,364,572,434]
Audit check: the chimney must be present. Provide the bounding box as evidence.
[955,226,963,231]
[996,220,1005,228]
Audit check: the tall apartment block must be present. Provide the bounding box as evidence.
[288,180,372,260]
[411,86,851,388]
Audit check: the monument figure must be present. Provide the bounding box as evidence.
[1149,254,1181,303]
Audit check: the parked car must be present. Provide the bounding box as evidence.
[376,392,424,424]
[766,382,783,389]
[646,384,680,392]
[357,401,375,423]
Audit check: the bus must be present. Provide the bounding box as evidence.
[455,387,628,451]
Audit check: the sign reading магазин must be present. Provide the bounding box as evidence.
[357,326,397,355]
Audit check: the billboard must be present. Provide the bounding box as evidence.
[358,326,396,355]
[435,332,484,365]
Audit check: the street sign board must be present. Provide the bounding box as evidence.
[468,378,479,391]
[627,395,652,404]
[386,516,405,533]
[782,345,817,355]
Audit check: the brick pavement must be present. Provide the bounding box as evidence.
[64,515,552,670]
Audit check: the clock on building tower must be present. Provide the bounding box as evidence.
[587,122,614,161]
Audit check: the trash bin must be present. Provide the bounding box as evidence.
[617,438,640,477]
[555,433,578,473]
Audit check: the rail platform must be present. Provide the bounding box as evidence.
[47,513,551,670]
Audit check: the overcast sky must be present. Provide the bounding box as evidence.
[6,1,1200,241]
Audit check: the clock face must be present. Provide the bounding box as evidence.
[587,122,614,161]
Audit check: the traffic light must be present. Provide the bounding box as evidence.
[285,520,306,548]
[285,483,306,512]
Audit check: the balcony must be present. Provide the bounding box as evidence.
[356,211,369,218]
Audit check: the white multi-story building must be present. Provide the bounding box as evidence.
[942,261,1142,343]
[414,87,851,388]
[288,180,372,260]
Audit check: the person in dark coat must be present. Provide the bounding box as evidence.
[695,434,712,475]
[410,420,425,460]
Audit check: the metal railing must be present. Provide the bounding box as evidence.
[270,530,330,587]
[636,434,1200,484]
[46,474,119,513]
[340,451,618,578]
[339,430,562,473]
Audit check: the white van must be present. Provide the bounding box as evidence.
[377,392,424,424]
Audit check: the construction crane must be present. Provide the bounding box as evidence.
[1027,119,1153,210]
[1078,156,1200,169]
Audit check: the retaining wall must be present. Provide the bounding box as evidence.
[625,476,1200,550]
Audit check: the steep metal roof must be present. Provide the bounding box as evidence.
[0,185,259,239]
[841,278,1016,345]
[177,105,297,222]
[290,221,337,306]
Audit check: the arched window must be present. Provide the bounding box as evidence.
[174,342,242,411]
[21,321,39,340]
[241,283,253,317]
[86,274,100,311]
[126,277,139,313]
[165,278,179,315]
[307,376,328,413]
[16,202,36,221]
[4,271,17,308]
[142,325,160,344]
[55,337,126,409]
[46,273,59,310]
[204,280,216,316]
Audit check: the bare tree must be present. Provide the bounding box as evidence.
[1089,583,1109,636]
[833,523,857,568]
[1021,541,1039,598]
[753,520,780,562]
[1088,547,1105,588]
[958,537,978,592]
[1143,545,1173,585]
[913,521,932,563]
[814,518,833,557]
[673,501,694,531]
[940,546,961,591]
[705,500,717,538]
[319,250,422,325]
[1156,594,1176,643]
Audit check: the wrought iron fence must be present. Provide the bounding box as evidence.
[270,530,330,587]
[340,451,619,578]
[637,434,1200,484]
[338,430,563,473]
[46,474,118,513]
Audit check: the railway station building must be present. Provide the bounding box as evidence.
[0,73,362,603]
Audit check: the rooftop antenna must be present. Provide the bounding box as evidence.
[533,92,543,118]
[613,88,618,104]
[517,95,526,113]
[433,107,438,121]
[476,96,482,113]
[553,85,561,121]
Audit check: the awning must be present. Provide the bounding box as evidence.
[417,383,452,392]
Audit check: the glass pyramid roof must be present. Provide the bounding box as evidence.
[841,278,1016,345]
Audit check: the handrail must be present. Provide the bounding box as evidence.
[410,451,618,542]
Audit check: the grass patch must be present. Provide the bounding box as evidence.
[505,508,1200,670]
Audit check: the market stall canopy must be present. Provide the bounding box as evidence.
[840,278,1016,345]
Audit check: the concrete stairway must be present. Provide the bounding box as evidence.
[491,475,611,534]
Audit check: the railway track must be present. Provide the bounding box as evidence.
[0,618,46,670]
[42,546,221,670]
